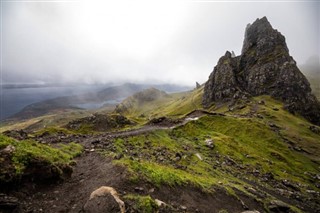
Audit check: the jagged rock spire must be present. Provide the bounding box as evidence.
[203,17,320,125]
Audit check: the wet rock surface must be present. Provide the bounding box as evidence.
[203,17,320,125]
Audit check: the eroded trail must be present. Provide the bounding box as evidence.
[17,150,259,213]
[80,110,220,147]
[19,152,127,213]
[5,111,269,212]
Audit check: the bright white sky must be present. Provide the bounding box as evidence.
[1,0,319,86]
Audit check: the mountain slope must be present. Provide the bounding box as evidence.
[115,87,203,122]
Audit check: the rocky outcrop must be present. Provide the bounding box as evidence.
[203,17,320,125]
[65,114,135,132]
[202,51,248,104]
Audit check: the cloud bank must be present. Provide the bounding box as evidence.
[2,0,319,86]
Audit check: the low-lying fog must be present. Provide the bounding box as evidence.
[0,85,108,120]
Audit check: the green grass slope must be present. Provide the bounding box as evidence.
[115,86,203,123]
[102,94,320,212]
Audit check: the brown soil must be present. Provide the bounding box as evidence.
[15,152,127,213]
[2,150,265,213]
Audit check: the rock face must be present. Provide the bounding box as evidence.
[203,17,320,125]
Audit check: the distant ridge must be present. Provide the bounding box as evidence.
[7,83,191,120]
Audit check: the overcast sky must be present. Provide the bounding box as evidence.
[1,0,319,86]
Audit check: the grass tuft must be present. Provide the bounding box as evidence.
[124,194,159,213]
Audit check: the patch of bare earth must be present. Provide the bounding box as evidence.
[7,152,125,213]
[2,150,264,213]
[2,119,264,213]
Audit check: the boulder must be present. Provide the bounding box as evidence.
[205,139,215,149]
[83,192,120,213]
[2,145,15,154]
[83,186,125,213]
[155,199,167,207]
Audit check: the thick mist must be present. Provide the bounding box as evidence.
[1,1,319,86]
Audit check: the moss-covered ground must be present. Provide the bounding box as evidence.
[0,134,83,182]
[124,194,159,213]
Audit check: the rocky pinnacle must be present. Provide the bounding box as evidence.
[203,17,320,125]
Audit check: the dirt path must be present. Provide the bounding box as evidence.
[5,112,209,212]
[18,152,128,213]
[78,110,216,147]
[15,150,264,213]
[4,111,267,213]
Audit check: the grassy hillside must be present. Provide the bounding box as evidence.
[101,97,320,211]
[0,104,117,133]
[0,110,91,133]
[1,86,320,212]
[115,88,176,120]
[88,89,319,212]
[115,87,204,123]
